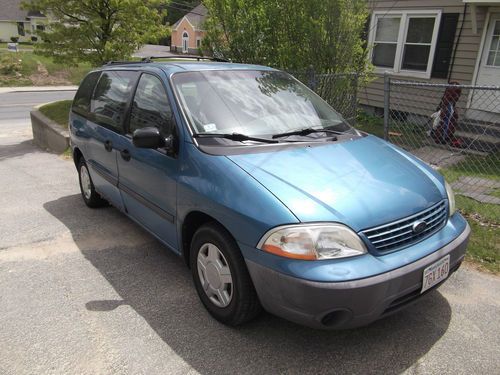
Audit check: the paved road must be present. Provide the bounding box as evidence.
[0,91,499,375]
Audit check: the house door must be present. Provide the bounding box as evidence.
[470,15,500,118]
[182,32,189,53]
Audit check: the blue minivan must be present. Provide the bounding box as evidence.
[70,57,470,329]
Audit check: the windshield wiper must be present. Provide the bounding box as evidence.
[272,127,341,139]
[193,132,279,144]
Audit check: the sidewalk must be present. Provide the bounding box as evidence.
[0,85,78,94]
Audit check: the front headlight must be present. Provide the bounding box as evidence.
[445,181,456,217]
[257,224,367,260]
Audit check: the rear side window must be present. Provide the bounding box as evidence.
[129,74,174,136]
[90,70,138,132]
[72,71,101,117]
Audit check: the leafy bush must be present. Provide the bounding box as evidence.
[0,54,22,75]
[31,36,38,42]
[203,0,369,73]
[10,37,19,43]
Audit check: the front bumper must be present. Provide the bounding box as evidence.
[245,223,470,329]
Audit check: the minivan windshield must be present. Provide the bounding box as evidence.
[171,70,353,139]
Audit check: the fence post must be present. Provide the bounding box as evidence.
[383,72,391,141]
[307,65,316,91]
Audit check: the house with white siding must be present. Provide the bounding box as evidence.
[0,0,48,43]
[360,0,500,121]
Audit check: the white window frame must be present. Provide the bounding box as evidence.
[485,19,500,68]
[368,10,442,79]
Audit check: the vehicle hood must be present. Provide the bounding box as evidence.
[226,135,446,231]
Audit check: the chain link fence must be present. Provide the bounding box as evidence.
[385,78,499,215]
[385,78,499,269]
[291,70,499,269]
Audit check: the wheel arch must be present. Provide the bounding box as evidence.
[180,211,236,268]
[73,147,84,169]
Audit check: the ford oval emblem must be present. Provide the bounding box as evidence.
[412,220,427,234]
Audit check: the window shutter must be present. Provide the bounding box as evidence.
[431,13,460,79]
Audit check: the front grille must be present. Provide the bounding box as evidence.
[362,201,447,253]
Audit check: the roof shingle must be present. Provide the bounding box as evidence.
[173,4,208,31]
[0,0,45,22]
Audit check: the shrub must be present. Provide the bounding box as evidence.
[31,36,38,42]
[0,54,22,75]
[10,37,19,43]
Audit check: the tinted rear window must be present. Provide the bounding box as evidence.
[72,71,101,117]
[90,71,138,132]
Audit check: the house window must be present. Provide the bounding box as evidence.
[486,20,500,67]
[370,11,441,78]
[196,38,201,48]
[17,22,25,36]
[373,17,400,68]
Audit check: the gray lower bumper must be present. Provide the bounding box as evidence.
[246,223,470,329]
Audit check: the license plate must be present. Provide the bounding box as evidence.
[421,255,450,293]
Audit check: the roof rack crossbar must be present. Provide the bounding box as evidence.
[141,55,231,63]
[103,60,148,66]
[102,54,232,66]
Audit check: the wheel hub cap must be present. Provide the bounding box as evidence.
[197,243,233,308]
[80,165,92,200]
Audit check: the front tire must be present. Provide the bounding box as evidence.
[190,223,262,326]
[78,158,107,208]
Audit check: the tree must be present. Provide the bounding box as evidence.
[24,0,169,66]
[202,0,369,74]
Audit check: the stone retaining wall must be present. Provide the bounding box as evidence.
[30,110,69,153]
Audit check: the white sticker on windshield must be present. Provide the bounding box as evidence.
[203,123,217,132]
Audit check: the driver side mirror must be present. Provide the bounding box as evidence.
[132,127,177,155]
[132,127,164,149]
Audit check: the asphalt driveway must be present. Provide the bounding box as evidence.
[0,91,499,375]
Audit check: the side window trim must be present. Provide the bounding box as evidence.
[124,71,178,137]
[91,69,140,135]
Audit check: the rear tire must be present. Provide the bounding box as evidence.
[77,158,107,208]
[190,222,262,326]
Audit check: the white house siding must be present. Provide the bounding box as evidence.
[0,20,35,43]
[360,0,487,115]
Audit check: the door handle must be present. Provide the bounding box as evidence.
[120,149,131,161]
[104,140,113,152]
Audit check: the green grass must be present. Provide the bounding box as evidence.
[453,195,499,274]
[465,220,499,274]
[0,50,91,86]
[440,152,500,183]
[39,100,72,129]
[491,189,500,199]
[0,42,33,48]
[355,111,384,138]
[440,155,499,273]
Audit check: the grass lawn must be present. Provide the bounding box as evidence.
[39,100,72,129]
[355,111,384,138]
[0,50,91,86]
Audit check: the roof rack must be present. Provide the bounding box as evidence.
[103,60,147,66]
[141,55,231,63]
[103,54,231,66]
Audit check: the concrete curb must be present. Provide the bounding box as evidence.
[30,109,69,154]
[0,86,78,94]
